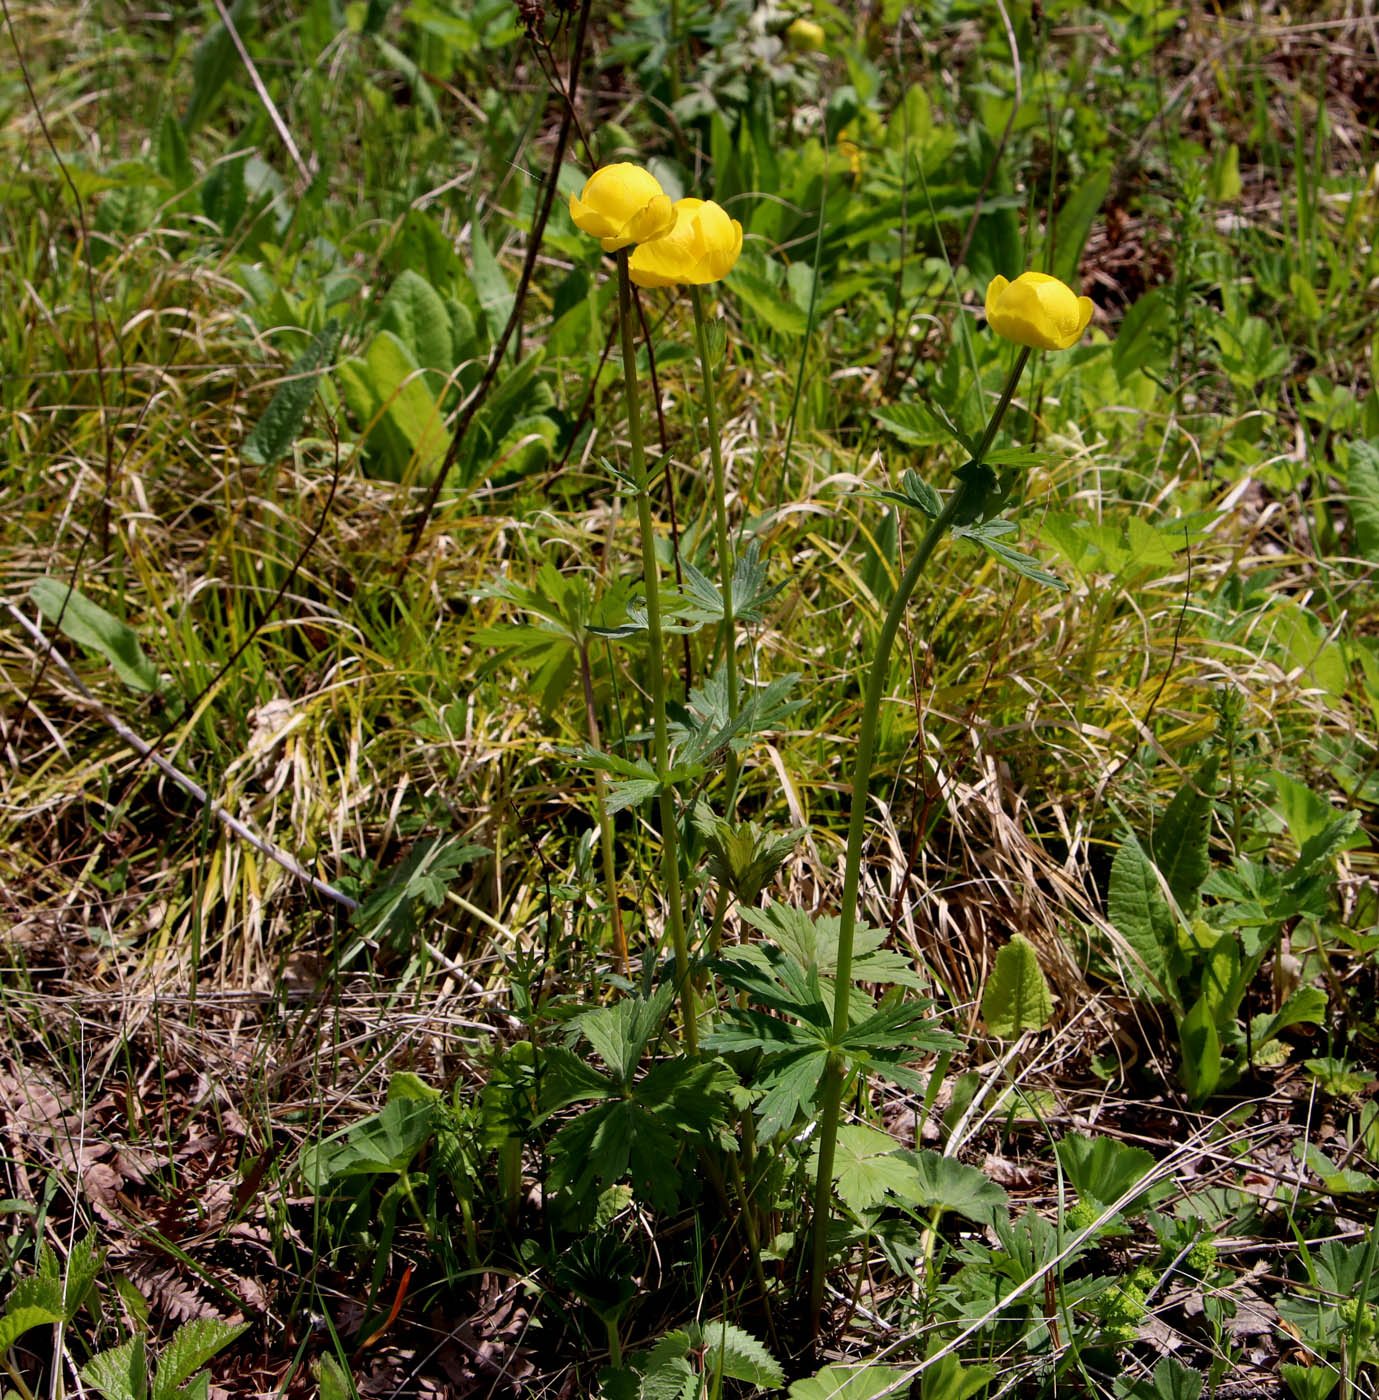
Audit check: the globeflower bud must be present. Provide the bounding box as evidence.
[569,163,677,253]
[984,271,1094,351]
[628,198,744,289]
[786,17,825,51]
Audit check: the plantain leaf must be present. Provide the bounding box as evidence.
[242,320,340,465]
[30,578,160,693]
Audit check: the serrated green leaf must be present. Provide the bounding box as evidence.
[686,1320,784,1389]
[180,0,249,135]
[980,934,1054,1037]
[315,1353,353,1400]
[299,1097,437,1187]
[1150,755,1218,912]
[889,1148,1010,1226]
[952,520,1066,591]
[1108,832,1175,1003]
[789,1364,909,1400]
[813,1124,914,1211]
[152,1318,250,1400]
[1252,985,1327,1047]
[242,320,340,466]
[83,1334,148,1400]
[30,578,160,693]
[920,1347,997,1400]
[0,1301,66,1354]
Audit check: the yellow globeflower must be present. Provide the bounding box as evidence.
[985,272,1094,351]
[627,198,744,288]
[786,17,826,51]
[569,163,677,253]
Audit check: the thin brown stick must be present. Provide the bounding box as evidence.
[396,0,594,579]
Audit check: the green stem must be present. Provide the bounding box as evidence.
[580,642,628,973]
[604,1313,623,1368]
[618,252,697,1051]
[807,345,1031,1334]
[690,286,741,814]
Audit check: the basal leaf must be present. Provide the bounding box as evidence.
[816,1124,917,1211]
[30,578,160,693]
[152,1318,250,1400]
[980,934,1054,1037]
[686,1320,784,1390]
[1346,438,1379,562]
[1107,832,1175,1002]
[1150,755,1218,913]
[890,1149,1010,1226]
[789,1364,909,1400]
[242,320,340,466]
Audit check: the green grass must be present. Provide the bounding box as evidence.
[1,0,1377,1396]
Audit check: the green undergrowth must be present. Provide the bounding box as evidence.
[1,0,1376,1396]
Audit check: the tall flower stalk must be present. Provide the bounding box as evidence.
[617,250,697,1050]
[689,284,740,810]
[808,266,1092,1332]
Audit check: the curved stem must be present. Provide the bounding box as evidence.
[808,345,1031,1334]
[618,252,697,1051]
[690,285,741,814]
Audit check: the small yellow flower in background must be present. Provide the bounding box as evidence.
[985,272,1094,352]
[786,17,825,51]
[628,198,744,288]
[569,163,676,253]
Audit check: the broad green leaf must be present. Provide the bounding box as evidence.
[1054,1133,1159,1211]
[574,984,675,1085]
[815,1124,914,1211]
[83,1334,148,1400]
[1345,439,1379,562]
[1116,1356,1204,1400]
[1052,167,1110,286]
[686,1320,784,1390]
[1149,756,1218,912]
[890,1149,1010,1226]
[1252,987,1327,1050]
[299,1098,437,1186]
[921,1348,997,1400]
[180,0,250,134]
[1268,771,1360,855]
[1280,1362,1338,1400]
[242,320,340,466]
[1178,994,1221,1104]
[1108,832,1175,1002]
[1112,286,1171,383]
[875,467,942,518]
[30,578,160,693]
[980,934,1054,1037]
[790,1364,909,1400]
[380,270,454,376]
[727,267,809,336]
[470,225,514,341]
[315,1355,354,1400]
[156,111,193,191]
[152,1318,250,1400]
[62,1230,105,1319]
[0,1296,66,1354]
[338,330,447,480]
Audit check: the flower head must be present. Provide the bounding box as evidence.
[627,198,744,288]
[569,164,677,253]
[984,272,1093,351]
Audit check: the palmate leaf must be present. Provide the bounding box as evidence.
[1054,1132,1161,1213]
[691,799,803,908]
[711,945,832,1027]
[669,670,803,764]
[890,1149,1010,1226]
[814,1123,917,1211]
[299,1097,437,1187]
[790,1364,910,1400]
[573,983,676,1085]
[355,836,489,945]
[736,900,926,991]
[751,1047,832,1141]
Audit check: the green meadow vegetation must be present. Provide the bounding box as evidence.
[2,0,1377,1395]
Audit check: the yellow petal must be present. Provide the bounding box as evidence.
[986,271,1090,351]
